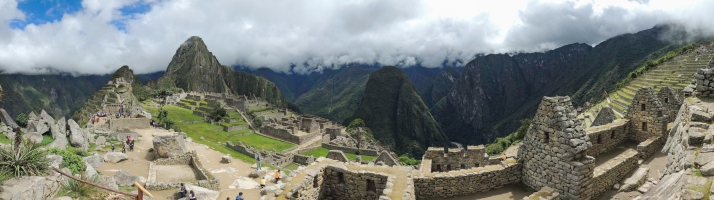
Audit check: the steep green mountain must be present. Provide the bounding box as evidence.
[294,65,375,122]
[158,36,287,107]
[0,74,109,119]
[421,66,460,109]
[432,25,683,145]
[344,66,450,157]
[401,66,443,94]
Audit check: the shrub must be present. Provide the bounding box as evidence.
[398,154,420,165]
[48,148,86,174]
[58,173,103,198]
[253,117,263,128]
[15,113,27,128]
[208,107,227,123]
[0,140,50,177]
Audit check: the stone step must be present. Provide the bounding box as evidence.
[619,168,649,192]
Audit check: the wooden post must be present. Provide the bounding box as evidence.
[134,182,153,200]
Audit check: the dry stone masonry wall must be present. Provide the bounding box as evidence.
[625,86,667,142]
[413,162,521,198]
[591,149,639,198]
[145,151,220,191]
[584,119,629,157]
[518,96,595,199]
[658,86,683,122]
[591,107,617,127]
[693,68,714,96]
[284,165,395,200]
[421,145,488,172]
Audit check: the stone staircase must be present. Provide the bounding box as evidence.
[580,49,714,128]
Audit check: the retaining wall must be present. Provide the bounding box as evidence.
[413,162,521,198]
[585,119,629,157]
[321,143,379,156]
[222,124,249,132]
[108,118,150,131]
[144,151,220,191]
[293,154,315,165]
[592,149,639,198]
[259,125,322,145]
[637,136,665,160]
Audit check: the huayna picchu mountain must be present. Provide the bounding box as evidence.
[158,36,287,107]
[344,66,450,157]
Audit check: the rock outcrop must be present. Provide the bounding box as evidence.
[68,119,88,151]
[113,170,140,186]
[0,175,62,200]
[23,132,43,144]
[84,155,105,168]
[104,152,128,164]
[0,108,18,129]
[152,134,187,158]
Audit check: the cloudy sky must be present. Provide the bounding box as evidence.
[0,0,712,75]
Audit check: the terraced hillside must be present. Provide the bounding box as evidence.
[580,47,714,127]
[71,83,132,125]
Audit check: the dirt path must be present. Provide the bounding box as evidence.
[95,128,283,200]
[431,185,531,200]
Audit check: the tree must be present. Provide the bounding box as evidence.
[152,87,176,108]
[208,107,227,123]
[253,117,263,128]
[15,113,27,128]
[156,108,174,129]
[346,118,373,155]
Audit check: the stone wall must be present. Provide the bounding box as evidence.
[321,143,379,156]
[625,86,667,142]
[413,162,521,198]
[693,68,714,96]
[326,127,343,139]
[326,150,349,162]
[585,119,629,157]
[145,151,220,191]
[421,145,488,172]
[591,107,617,127]
[222,124,249,132]
[322,166,393,200]
[108,118,150,131]
[293,154,315,165]
[518,96,595,199]
[662,103,692,175]
[226,141,294,167]
[259,125,321,145]
[637,136,665,160]
[592,149,639,198]
[658,86,683,122]
[374,151,399,166]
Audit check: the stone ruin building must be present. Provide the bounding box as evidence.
[278,84,681,200]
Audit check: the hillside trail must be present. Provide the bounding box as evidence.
[94,127,279,200]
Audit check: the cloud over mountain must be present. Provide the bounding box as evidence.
[0,0,713,75]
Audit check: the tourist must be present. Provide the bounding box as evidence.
[502,153,507,161]
[235,192,244,200]
[260,177,266,188]
[179,183,187,198]
[256,156,262,170]
[189,190,197,200]
[111,144,115,152]
[275,170,281,183]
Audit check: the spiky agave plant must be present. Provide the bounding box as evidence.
[59,172,103,198]
[0,128,50,177]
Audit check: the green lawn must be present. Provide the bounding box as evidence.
[40,135,54,146]
[143,104,295,159]
[302,147,377,162]
[0,134,10,144]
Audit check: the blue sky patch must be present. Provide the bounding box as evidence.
[10,0,153,31]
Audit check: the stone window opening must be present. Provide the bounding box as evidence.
[367,179,377,193]
[642,122,648,131]
[658,111,662,116]
[597,135,602,144]
[475,163,480,168]
[313,176,319,188]
[460,164,465,169]
[611,130,615,139]
[544,131,551,144]
[435,164,442,172]
[664,98,669,103]
[337,172,345,184]
[641,104,646,111]
[446,165,452,171]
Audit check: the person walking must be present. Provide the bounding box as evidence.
[235,192,244,200]
[275,170,281,183]
[256,156,262,170]
[260,177,266,188]
[179,183,187,198]
[111,144,115,152]
[188,190,197,200]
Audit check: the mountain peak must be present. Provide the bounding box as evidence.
[109,65,137,84]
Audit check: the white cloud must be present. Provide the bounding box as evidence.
[0,0,713,75]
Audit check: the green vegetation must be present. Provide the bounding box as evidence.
[421,66,460,109]
[345,66,450,157]
[48,148,87,174]
[346,118,375,155]
[0,134,10,144]
[15,113,27,128]
[398,154,420,165]
[616,43,698,89]
[294,65,374,123]
[58,173,103,199]
[253,117,263,128]
[0,140,50,177]
[40,135,54,146]
[302,147,377,162]
[485,119,531,155]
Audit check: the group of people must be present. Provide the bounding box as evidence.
[109,135,135,153]
[89,111,133,124]
[150,119,161,128]
[176,170,282,199]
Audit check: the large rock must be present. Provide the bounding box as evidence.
[46,135,68,149]
[0,108,18,129]
[249,170,267,178]
[692,111,713,122]
[701,162,714,176]
[23,133,43,144]
[152,134,186,158]
[85,162,98,178]
[52,117,67,138]
[95,136,106,145]
[682,189,704,200]
[695,152,714,166]
[47,154,63,169]
[620,168,649,192]
[104,152,128,164]
[688,128,706,146]
[98,176,119,191]
[84,155,104,168]
[68,119,88,151]
[113,170,140,186]
[185,184,220,200]
[221,155,231,164]
[0,175,62,200]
